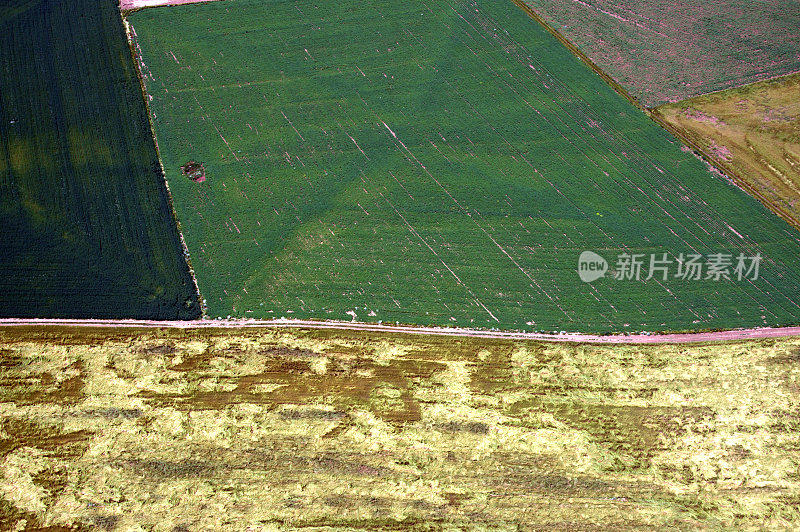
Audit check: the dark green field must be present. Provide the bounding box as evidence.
[130,0,800,332]
[0,0,200,318]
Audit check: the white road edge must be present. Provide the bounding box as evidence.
[120,0,222,10]
[2,318,800,344]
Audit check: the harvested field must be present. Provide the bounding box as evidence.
[2,326,800,528]
[128,0,800,333]
[522,0,800,107]
[654,73,800,230]
[0,0,200,319]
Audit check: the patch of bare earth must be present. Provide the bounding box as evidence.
[654,73,800,229]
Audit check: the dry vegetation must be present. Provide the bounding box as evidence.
[655,73,800,229]
[1,326,799,529]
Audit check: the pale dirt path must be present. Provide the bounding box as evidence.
[120,0,223,10]
[1,318,800,344]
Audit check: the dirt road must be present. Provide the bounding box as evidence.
[2,318,799,343]
[120,0,221,10]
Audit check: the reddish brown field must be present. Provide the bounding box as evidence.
[523,0,800,107]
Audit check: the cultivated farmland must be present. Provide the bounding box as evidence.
[0,0,200,319]
[522,0,800,107]
[654,73,800,230]
[129,0,800,333]
[3,325,800,528]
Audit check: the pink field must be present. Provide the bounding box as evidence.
[523,0,800,106]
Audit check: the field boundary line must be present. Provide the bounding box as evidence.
[650,107,800,232]
[509,0,646,110]
[509,0,800,233]
[1,319,800,344]
[123,18,206,316]
[666,69,800,103]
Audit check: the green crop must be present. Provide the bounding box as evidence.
[130,0,800,332]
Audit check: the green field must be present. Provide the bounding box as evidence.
[130,0,800,332]
[0,0,200,319]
